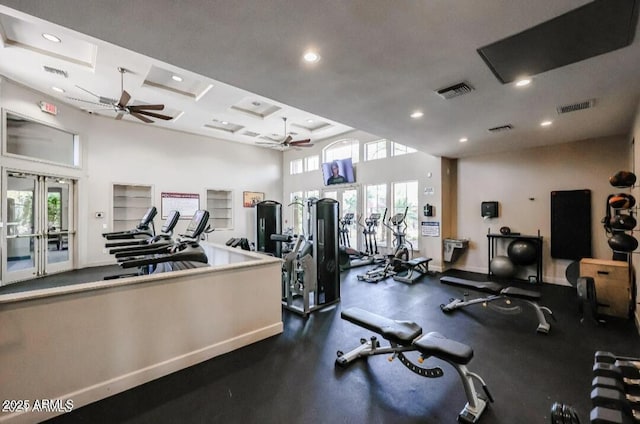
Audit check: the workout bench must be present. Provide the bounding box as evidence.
[392,256,432,284]
[337,307,493,423]
[440,276,554,334]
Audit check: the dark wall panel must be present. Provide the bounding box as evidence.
[551,189,592,260]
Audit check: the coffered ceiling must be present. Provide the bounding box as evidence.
[0,1,639,158]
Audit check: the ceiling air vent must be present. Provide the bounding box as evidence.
[43,65,68,78]
[436,82,474,99]
[556,99,595,115]
[488,124,514,133]
[242,130,260,138]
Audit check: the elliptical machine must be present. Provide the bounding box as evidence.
[357,207,413,283]
[338,212,376,271]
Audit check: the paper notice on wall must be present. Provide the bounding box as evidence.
[421,221,440,237]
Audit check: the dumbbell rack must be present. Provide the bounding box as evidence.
[591,350,640,423]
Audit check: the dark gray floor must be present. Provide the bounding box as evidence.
[32,266,640,423]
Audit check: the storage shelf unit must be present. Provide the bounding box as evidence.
[112,184,153,232]
[487,231,543,283]
[207,189,233,230]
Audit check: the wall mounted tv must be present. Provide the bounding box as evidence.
[322,158,355,186]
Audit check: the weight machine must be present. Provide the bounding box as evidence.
[274,198,340,317]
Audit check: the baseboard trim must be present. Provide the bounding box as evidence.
[1,322,283,424]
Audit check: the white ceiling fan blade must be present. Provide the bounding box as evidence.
[67,97,110,107]
[282,135,293,144]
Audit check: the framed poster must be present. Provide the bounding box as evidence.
[161,192,200,219]
[243,191,264,207]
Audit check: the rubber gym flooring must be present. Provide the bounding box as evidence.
[29,266,640,423]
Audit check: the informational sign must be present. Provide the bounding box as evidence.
[161,192,200,219]
[421,221,440,237]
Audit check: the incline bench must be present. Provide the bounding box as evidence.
[440,276,554,334]
[337,307,493,423]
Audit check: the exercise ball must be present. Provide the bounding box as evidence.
[490,256,516,278]
[507,239,537,266]
[609,214,637,231]
[609,193,636,209]
[608,233,638,252]
[609,170,637,188]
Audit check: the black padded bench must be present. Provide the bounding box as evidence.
[392,256,432,284]
[439,276,553,334]
[337,307,492,423]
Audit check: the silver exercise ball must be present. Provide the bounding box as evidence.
[490,255,516,278]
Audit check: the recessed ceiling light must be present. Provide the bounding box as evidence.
[221,121,229,125]
[459,137,468,143]
[42,33,61,43]
[303,50,320,63]
[306,119,314,123]
[171,75,183,82]
[540,120,553,127]
[51,86,65,93]
[410,111,424,119]
[515,78,531,87]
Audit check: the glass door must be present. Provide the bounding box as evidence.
[322,187,360,250]
[2,171,75,284]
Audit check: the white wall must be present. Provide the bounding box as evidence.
[283,130,447,270]
[0,79,283,269]
[455,135,632,284]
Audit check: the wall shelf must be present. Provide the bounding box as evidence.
[113,184,153,232]
[207,189,233,230]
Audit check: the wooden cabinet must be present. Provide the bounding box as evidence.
[580,258,631,318]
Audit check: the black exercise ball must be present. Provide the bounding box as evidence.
[507,239,537,266]
[609,170,637,188]
[608,193,636,209]
[490,255,516,278]
[608,233,638,252]
[610,214,637,231]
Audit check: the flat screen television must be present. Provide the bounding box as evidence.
[322,158,355,186]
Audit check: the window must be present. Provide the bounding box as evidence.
[290,159,303,175]
[391,142,417,157]
[365,183,387,246]
[305,155,319,171]
[290,191,303,235]
[5,111,80,167]
[323,138,359,164]
[305,190,319,200]
[392,181,419,247]
[365,139,387,161]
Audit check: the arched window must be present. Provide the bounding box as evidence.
[322,139,359,164]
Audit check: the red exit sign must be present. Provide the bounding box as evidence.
[39,101,58,115]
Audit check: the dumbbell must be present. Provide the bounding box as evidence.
[591,387,640,419]
[594,376,640,395]
[596,352,640,373]
[550,402,581,423]
[591,406,638,423]
[594,362,640,382]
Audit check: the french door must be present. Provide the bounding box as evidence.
[322,187,360,250]
[2,170,75,284]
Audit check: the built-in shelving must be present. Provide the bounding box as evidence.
[113,184,153,232]
[207,189,233,230]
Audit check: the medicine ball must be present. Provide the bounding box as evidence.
[608,233,638,252]
[609,170,637,188]
[499,226,511,235]
[490,255,516,278]
[608,193,636,209]
[507,239,537,266]
[609,214,637,231]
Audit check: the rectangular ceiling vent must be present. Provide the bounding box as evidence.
[556,99,596,114]
[488,124,514,133]
[242,130,260,138]
[43,65,68,78]
[436,82,474,99]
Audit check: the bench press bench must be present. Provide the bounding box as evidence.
[439,276,554,334]
[337,307,493,423]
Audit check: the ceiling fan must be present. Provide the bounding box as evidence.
[69,67,172,123]
[257,117,313,149]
